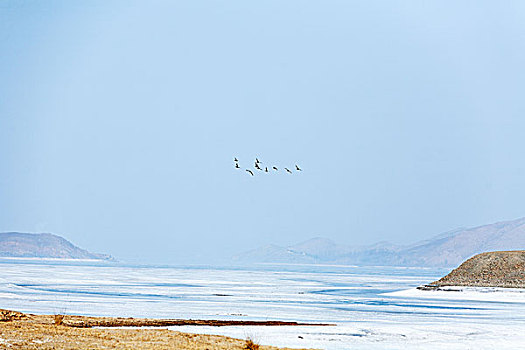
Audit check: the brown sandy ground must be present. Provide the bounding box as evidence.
[0,310,319,350]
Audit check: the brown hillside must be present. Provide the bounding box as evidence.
[427,251,525,288]
[0,232,112,260]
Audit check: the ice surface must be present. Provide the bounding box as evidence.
[387,286,525,303]
[1,260,524,349]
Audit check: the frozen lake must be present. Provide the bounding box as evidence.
[1,260,524,349]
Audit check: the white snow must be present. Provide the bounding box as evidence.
[1,261,524,349]
[386,286,525,303]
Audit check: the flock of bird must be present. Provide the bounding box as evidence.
[234,157,302,176]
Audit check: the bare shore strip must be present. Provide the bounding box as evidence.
[0,309,327,349]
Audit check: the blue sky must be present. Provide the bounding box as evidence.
[2,1,525,264]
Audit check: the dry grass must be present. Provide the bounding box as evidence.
[0,322,306,349]
[245,336,260,350]
[54,314,65,326]
[0,309,314,350]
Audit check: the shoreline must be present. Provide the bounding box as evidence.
[385,285,525,304]
[0,309,325,349]
[0,309,332,328]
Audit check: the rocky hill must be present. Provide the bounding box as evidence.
[234,217,525,267]
[0,232,113,260]
[423,251,525,288]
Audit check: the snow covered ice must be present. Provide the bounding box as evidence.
[1,260,524,349]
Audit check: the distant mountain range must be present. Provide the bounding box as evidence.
[233,217,525,267]
[0,232,113,260]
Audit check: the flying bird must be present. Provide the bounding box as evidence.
[233,158,303,176]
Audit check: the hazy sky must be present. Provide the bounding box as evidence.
[2,1,525,264]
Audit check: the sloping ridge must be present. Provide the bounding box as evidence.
[426,251,525,288]
[0,232,113,260]
[234,217,525,267]
[401,217,525,267]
